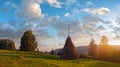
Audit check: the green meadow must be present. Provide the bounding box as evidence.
[0,50,120,67]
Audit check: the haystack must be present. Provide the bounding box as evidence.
[61,36,79,60]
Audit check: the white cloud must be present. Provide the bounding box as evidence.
[17,0,44,21]
[40,16,60,27]
[4,1,16,8]
[46,0,62,8]
[66,0,76,4]
[83,7,110,15]
[64,12,70,17]
[98,29,117,40]
[85,1,94,6]
[65,0,77,8]
[2,1,17,13]
[64,8,80,18]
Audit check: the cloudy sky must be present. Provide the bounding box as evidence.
[0,0,120,51]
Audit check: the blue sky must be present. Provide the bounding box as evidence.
[0,0,120,51]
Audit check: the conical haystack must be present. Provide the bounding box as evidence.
[61,36,79,60]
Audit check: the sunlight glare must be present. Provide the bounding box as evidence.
[108,40,120,45]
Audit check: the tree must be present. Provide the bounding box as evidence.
[0,39,15,50]
[61,36,79,60]
[50,49,55,55]
[98,36,116,61]
[45,50,48,54]
[99,36,109,46]
[36,48,39,52]
[88,38,97,59]
[20,30,37,51]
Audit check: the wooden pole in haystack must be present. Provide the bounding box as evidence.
[60,23,79,60]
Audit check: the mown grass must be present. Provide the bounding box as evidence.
[0,50,120,67]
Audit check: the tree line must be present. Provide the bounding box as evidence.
[88,36,120,62]
[0,30,37,51]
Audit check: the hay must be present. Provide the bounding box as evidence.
[61,36,79,60]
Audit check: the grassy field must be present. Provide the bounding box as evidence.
[0,50,120,67]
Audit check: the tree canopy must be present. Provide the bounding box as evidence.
[88,38,97,59]
[0,39,15,50]
[20,30,37,51]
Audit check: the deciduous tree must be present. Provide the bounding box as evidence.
[0,39,15,50]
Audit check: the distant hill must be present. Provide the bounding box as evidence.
[54,45,89,55]
[54,45,120,55]
[76,46,89,55]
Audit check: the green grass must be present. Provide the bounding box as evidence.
[0,50,120,67]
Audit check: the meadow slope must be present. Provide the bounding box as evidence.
[0,50,120,67]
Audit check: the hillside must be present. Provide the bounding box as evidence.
[0,50,120,67]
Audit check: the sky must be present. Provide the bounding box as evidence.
[0,0,120,51]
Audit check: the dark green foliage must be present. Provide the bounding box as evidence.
[20,30,37,51]
[0,39,15,50]
[88,39,97,59]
